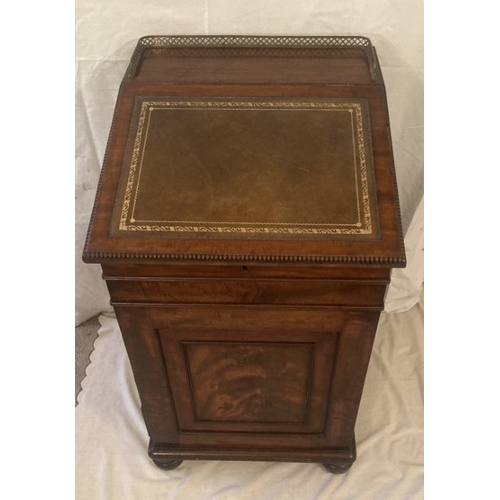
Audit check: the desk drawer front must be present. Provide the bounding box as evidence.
[106,278,386,307]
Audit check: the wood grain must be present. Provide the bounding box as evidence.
[83,36,405,473]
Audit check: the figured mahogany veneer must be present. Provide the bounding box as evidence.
[83,35,405,474]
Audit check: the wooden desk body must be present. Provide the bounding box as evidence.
[83,36,405,473]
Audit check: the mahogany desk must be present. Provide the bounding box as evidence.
[83,35,406,473]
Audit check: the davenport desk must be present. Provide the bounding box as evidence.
[83,35,406,474]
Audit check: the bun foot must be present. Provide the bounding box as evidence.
[152,458,183,470]
[322,462,353,474]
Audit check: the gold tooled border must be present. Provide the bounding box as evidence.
[118,99,374,236]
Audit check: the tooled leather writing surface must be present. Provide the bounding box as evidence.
[111,97,379,239]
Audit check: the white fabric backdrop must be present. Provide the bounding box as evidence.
[75,0,424,325]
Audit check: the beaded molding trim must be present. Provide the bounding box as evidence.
[126,35,379,81]
[82,251,406,266]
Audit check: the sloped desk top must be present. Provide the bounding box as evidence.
[83,36,405,266]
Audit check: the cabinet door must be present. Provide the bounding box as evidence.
[115,305,379,451]
[159,326,337,434]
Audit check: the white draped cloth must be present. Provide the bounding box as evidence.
[75,2,424,497]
